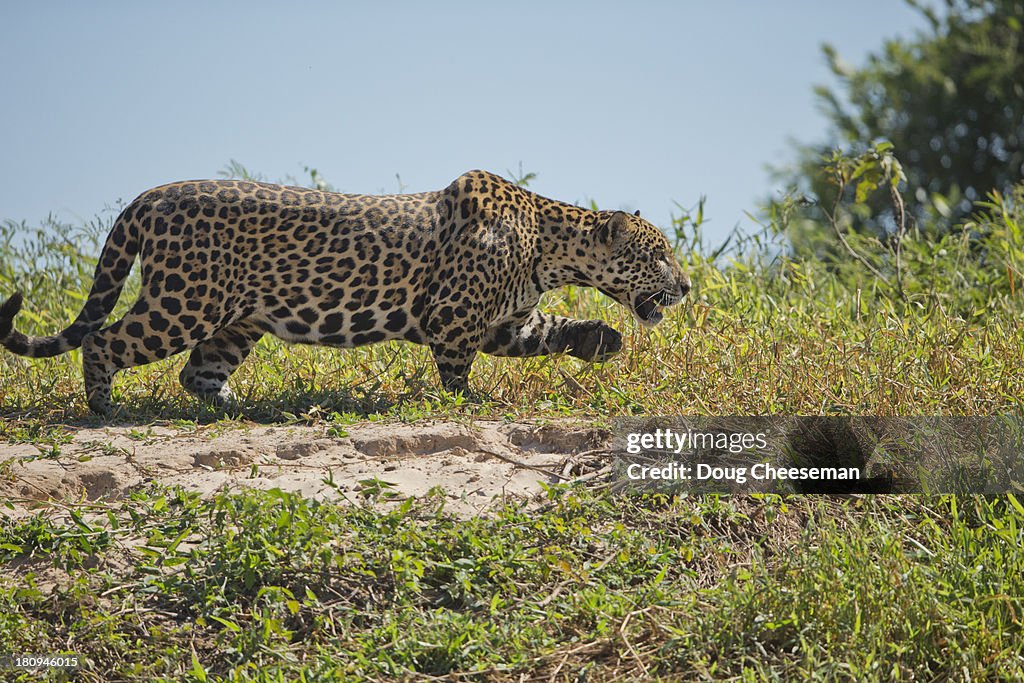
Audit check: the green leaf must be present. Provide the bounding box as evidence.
[1007,493,1024,517]
[190,651,208,682]
[208,615,242,632]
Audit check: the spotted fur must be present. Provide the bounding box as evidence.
[0,170,690,414]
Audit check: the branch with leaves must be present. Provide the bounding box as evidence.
[822,142,909,297]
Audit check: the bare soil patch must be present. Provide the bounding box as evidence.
[0,420,611,518]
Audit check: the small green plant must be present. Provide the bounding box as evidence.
[0,489,1022,680]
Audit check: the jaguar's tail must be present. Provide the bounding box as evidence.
[1,210,140,358]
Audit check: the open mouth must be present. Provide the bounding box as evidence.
[632,291,672,326]
[598,286,684,327]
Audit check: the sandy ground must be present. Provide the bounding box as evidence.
[0,420,612,518]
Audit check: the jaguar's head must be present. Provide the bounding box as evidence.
[591,210,690,327]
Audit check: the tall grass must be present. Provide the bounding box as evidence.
[1,171,1023,424]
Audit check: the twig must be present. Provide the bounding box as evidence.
[826,186,891,286]
[571,464,613,484]
[890,182,908,300]
[546,651,571,683]
[477,447,569,481]
[619,608,652,678]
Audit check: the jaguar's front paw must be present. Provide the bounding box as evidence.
[568,321,622,362]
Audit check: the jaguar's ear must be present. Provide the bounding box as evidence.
[633,209,641,217]
[596,211,630,248]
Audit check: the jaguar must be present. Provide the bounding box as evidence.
[0,170,690,414]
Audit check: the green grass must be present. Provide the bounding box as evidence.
[2,167,1024,679]
[1,490,1023,681]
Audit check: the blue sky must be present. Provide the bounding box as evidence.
[0,2,926,247]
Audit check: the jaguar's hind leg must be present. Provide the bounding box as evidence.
[179,320,264,405]
[82,303,207,415]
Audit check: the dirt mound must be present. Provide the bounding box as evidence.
[0,420,611,518]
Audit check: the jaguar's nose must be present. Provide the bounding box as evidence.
[678,277,691,298]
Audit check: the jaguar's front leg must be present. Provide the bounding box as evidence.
[482,310,622,361]
[430,343,478,393]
